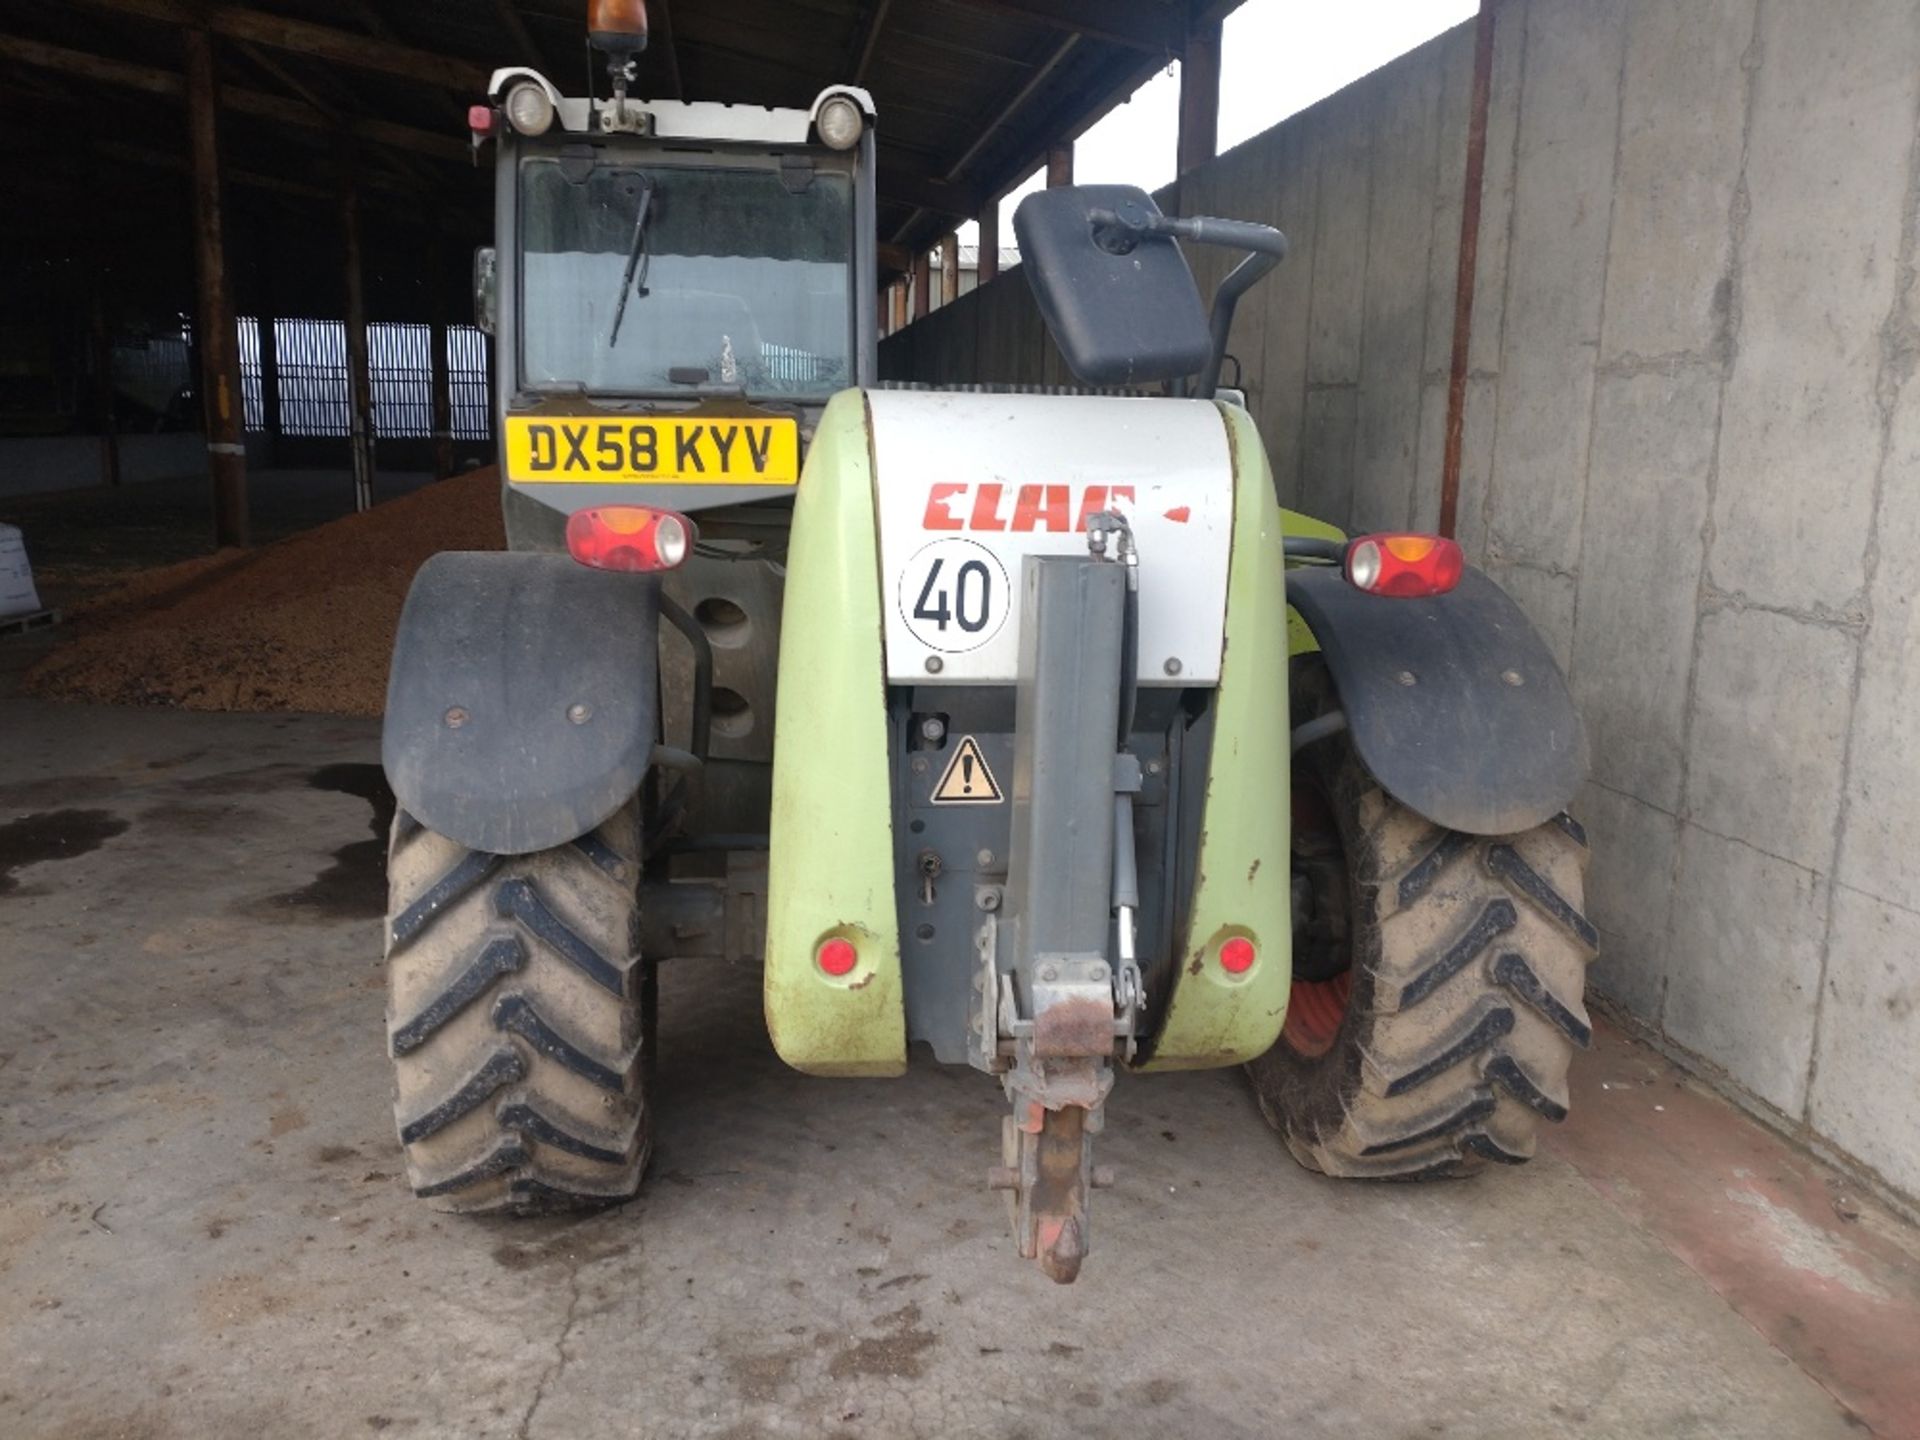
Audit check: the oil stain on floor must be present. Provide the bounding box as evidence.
[253,763,397,921]
[0,808,130,897]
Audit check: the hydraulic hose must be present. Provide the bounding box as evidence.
[1289,709,1348,756]
[1117,563,1140,745]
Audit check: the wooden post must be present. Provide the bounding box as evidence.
[184,26,249,546]
[341,171,374,512]
[253,212,280,459]
[977,197,1000,285]
[90,284,120,489]
[1177,18,1222,177]
[912,250,930,322]
[1045,143,1074,188]
[940,232,960,306]
[889,278,907,334]
[428,230,454,479]
[257,312,281,457]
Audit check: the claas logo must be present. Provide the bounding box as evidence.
[922,483,1136,533]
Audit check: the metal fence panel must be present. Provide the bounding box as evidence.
[236,317,265,430]
[449,325,491,441]
[270,317,350,437]
[369,322,432,439]
[231,317,493,442]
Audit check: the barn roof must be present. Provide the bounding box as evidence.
[2,0,1240,310]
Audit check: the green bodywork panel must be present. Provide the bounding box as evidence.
[1282,507,1345,656]
[763,391,907,1077]
[1137,405,1300,1072]
[761,394,1344,1076]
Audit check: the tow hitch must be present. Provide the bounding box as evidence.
[970,513,1145,1282]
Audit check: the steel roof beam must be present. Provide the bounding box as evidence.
[849,0,894,84]
[651,0,685,100]
[878,164,979,218]
[0,32,471,163]
[941,0,1184,56]
[491,0,554,74]
[60,0,490,92]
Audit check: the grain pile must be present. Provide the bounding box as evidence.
[25,467,505,716]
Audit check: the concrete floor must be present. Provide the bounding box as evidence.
[3,640,1918,1439]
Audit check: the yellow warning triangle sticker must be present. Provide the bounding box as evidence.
[931,735,1003,804]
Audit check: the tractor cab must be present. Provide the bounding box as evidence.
[470,36,877,551]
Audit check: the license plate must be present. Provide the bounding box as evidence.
[505,416,799,485]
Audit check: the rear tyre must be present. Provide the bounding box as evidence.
[385,799,652,1212]
[1247,663,1596,1177]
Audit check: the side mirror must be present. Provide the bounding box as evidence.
[1013,186,1210,388]
[473,246,497,335]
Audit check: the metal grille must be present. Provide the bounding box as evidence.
[235,317,266,430]
[449,325,491,440]
[269,317,350,437]
[369,323,433,439]
[231,317,493,441]
[762,342,834,388]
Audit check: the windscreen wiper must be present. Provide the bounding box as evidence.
[607,176,655,347]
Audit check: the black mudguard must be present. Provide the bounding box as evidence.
[1286,565,1587,836]
[382,551,660,856]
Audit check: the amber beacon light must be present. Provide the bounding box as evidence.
[588,0,649,56]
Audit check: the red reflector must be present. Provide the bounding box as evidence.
[816,937,857,977]
[1219,937,1256,974]
[1346,533,1465,597]
[468,104,495,137]
[564,505,693,573]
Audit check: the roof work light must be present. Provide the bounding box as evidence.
[503,82,555,136]
[816,95,865,150]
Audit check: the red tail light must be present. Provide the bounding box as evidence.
[565,505,693,573]
[1346,533,1464,597]
[1219,936,1256,975]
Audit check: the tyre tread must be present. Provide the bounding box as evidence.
[1490,950,1593,1048]
[1249,758,1595,1180]
[389,849,503,954]
[397,1046,526,1145]
[1394,830,1475,909]
[491,991,636,1093]
[1378,1000,1515,1098]
[1395,899,1518,1010]
[390,933,526,1056]
[492,876,627,995]
[1486,842,1600,954]
[386,805,650,1215]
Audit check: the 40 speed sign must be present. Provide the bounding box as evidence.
[896,538,1010,654]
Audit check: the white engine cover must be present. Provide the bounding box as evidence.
[867,391,1234,686]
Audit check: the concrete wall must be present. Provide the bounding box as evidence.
[0,433,311,500]
[881,0,1920,1214]
[0,434,219,498]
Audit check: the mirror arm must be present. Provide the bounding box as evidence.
[1197,249,1282,399]
[1086,210,1291,400]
